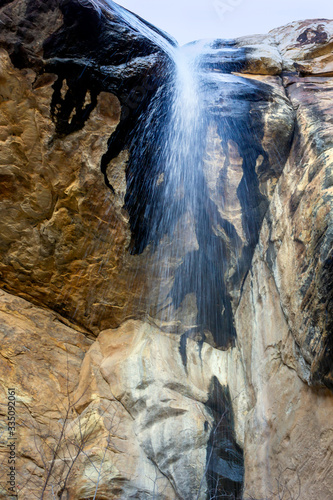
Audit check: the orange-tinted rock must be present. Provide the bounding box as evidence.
[0,289,92,498]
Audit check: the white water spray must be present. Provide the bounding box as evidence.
[151,44,207,328]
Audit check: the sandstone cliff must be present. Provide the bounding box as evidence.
[0,1,332,499]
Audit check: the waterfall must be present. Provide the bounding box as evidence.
[147,43,207,332]
[145,41,238,351]
[82,1,244,497]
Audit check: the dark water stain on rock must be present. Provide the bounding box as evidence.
[297,25,328,46]
[205,376,244,499]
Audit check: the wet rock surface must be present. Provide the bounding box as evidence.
[0,1,332,499]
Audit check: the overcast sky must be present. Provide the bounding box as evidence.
[115,0,333,45]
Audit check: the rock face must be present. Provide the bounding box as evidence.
[0,0,173,335]
[0,1,332,499]
[0,289,93,498]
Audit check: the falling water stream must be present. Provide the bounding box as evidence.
[83,1,245,497]
[146,43,207,329]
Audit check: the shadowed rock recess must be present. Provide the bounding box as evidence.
[0,1,332,499]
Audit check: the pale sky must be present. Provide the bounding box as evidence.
[115,0,333,45]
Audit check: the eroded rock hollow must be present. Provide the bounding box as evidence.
[0,1,332,499]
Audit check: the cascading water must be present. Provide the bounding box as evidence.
[120,35,239,350]
[81,1,244,497]
[145,43,207,331]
